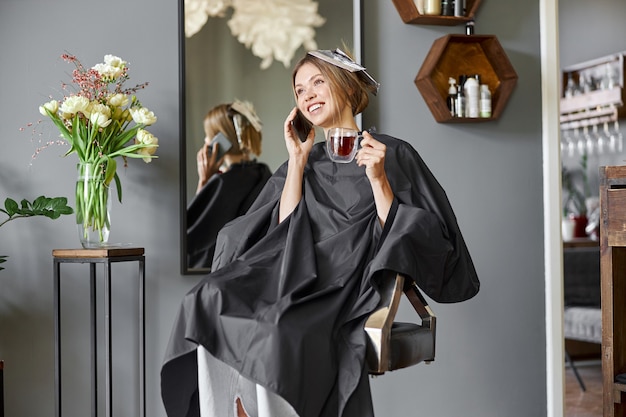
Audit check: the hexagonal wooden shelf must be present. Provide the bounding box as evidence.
[391,0,482,26]
[415,34,518,123]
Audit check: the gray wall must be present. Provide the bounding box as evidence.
[364,2,546,416]
[0,0,567,416]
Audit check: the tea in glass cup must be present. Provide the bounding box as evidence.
[326,127,360,163]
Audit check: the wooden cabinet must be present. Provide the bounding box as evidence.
[391,0,482,25]
[599,165,626,417]
[561,52,626,130]
[415,34,518,123]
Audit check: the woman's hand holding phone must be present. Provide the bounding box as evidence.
[291,109,313,143]
[196,133,231,193]
[284,107,314,164]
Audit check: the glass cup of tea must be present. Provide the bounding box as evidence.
[325,127,361,163]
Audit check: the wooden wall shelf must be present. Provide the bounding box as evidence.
[391,0,481,25]
[560,52,626,130]
[415,34,518,123]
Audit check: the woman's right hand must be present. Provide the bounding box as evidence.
[284,107,314,165]
[279,108,315,222]
[196,141,223,193]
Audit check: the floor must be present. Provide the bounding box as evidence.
[565,361,602,417]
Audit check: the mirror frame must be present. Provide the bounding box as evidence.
[179,0,364,274]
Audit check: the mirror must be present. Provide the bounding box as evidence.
[179,0,363,274]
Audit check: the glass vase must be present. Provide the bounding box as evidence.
[76,162,111,248]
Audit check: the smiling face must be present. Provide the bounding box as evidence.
[293,62,356,134]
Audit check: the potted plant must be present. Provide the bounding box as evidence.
[562,153,591,239]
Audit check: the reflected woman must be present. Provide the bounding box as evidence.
[187,100,272,269]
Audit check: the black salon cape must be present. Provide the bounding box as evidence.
[187,161,272,269]
[162,133,479,417]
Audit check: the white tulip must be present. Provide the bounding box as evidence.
[130,107,158,126]
[107,93,129,108]
[60,96,90,116]
[39,100,59,116]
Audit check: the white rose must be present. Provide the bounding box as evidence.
[39,100,59,116]
[60,96,90,116]
[130,107,157,126]
[107,93,129,108]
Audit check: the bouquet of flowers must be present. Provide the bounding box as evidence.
[38,53,159,246]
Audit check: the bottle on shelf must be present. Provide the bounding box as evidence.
[579,72,592,94]
[414,0,425,14]
[456,75,466,118]
[447,77,457,117]
[441,0,455,16]
[564,73,578,98]
[602,62,618,90]
[464,75,479,118]
[424,0,441,15]
[458,74,467,92]
[454,0,464,16]
[479,84,491,118]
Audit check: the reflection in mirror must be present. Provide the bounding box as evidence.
[180,0,362,274]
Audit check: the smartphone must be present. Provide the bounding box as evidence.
[292,110,313,142]
[208,132,233,161]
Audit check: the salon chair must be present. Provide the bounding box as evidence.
[365,271,436,375]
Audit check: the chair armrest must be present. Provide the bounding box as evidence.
[364,272,437,374]
[365,272,404,374]
[404,281,436,336]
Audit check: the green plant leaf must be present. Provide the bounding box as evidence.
[113,172,123,203]
[4,198,19,216]
[1,196,73,223]
[0,197,74,269]
[104,156,117,186]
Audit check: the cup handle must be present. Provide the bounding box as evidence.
[357,132,364,149]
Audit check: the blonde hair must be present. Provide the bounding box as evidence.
[291,50,376,117]
[203,104,262,156]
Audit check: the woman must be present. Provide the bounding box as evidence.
[187,101,272,269]
[163,49,479,417]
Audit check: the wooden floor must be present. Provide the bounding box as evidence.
[565,361,602,417]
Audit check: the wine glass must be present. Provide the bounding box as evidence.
[604,121,616,153]
[615,121,623,153]
[583,125,595,156]
[594,123,605,155]
[561,129,575,158]
[574,127,585,156]
[568,131,576,157]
